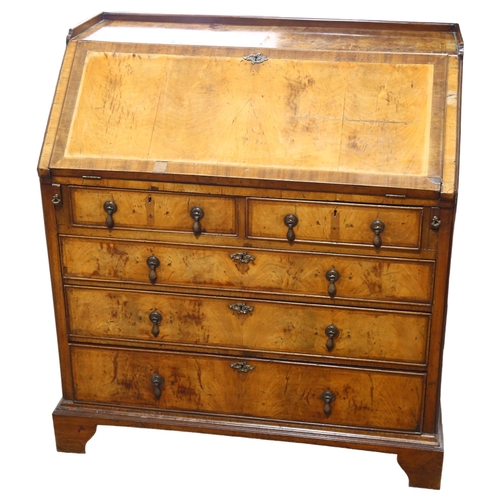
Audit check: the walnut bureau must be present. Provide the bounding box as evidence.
[38,13,463,489]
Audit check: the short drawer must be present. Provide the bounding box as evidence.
[248,198,423,249]
[70,187,237,235]
[71,346,425,432]
[66,286,429,365]
[61,236,434,305]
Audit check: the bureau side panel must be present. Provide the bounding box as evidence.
[423,205,456,433]
[40,184,73,399]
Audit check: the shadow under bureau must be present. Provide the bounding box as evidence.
[38,13,463,490]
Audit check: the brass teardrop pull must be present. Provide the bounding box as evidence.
[190,207,205,236]
[284,214,298,243]
[149,310,163,337]
[325,269,340,298]
[151,374,165,399]
[103,200,117,229]
[147,255,160,284]
[370,219,385,248]
[321,390,336,417]
[325,325,339,351]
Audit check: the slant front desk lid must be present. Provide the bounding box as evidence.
[40,13,463,198]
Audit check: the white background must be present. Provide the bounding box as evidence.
[1,1,497,498]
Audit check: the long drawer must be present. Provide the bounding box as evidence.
[71,346,425,432]
[60,236,434,305]
[66,286,429,365]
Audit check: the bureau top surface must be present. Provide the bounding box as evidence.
[39,13,463,198]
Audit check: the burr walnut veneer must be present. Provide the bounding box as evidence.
[38,13,463,489]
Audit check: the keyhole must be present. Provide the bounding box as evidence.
[333,209,337,218]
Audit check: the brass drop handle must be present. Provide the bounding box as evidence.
[190,207,205,236]
[321,390,336,417]
[149,311,163,337]
[370,219,385,248]
[430,215,441,229]
[325,269,340,298]
[284,214,298,243]
[147,255,160,284]
[151,374,165,399]
[103,200,117,229]
[325,325,339,351]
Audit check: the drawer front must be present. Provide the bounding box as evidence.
[61,237,434,304]
[67,287,429,364]
[248,198,423,249]
[71,346,424,432]
[70,187,237,235]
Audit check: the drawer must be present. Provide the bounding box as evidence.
[66,286,429,365]
[70,187,237,235]
[71,346,425,432]
[61,237,434,305]
[248,198,423,249]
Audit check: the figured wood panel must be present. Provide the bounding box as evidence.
[70,187,237,234]
[71,346,425,432]
[66,287,429,364]
[65,50,434,178]
[248,198,423,249]
[60,237,434,304]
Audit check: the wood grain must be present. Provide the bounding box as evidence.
[65,52,433,176]
[71,346,425,432]
[38,15,462,490]
[66,286,430,364]
[70,186,237,234]
[60,236,435,305]
[248,198,423,249]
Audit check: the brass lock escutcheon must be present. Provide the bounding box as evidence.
[370,219,385,248]
[325,269,340,298]
[147,255,160,284]
[103,200,117,229]
[229,303,254,315]
[231,361,255,373]
[321,390,336,417]
[230,251,255,264]
[149,310,163,337]
[243,52,268,65]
